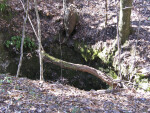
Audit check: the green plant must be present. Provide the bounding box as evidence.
[71,107,80,113]
[146,87,150,92]
[5,36,36,52]
[4,76,12,83]
[0,79,3,85]
[0,76,12,84]
[0,0,7,12]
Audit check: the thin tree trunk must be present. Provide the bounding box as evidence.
[119,0,132,44]
[16,0,29,78]
[116,1,122,79]
[63,0,66,15]
[34,0,44,81]
[42,52,118,87]
[105,0,108,27]
[20,0,43,50]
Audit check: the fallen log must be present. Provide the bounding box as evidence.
[42,51,118,87]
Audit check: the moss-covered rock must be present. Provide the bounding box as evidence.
[138,78,149,90]
[73,39,150,91]
[98,40,117,64]
[74,41,99,61]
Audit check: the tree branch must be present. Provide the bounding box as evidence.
[42,51,118,87]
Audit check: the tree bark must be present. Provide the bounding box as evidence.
[119,0,132,44]
[34,0,44,81]
[105,0,108,27]
[42,51,118,87]
[16,0,29,78]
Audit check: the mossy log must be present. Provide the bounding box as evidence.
[42,51,118,87]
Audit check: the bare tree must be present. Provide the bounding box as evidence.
[16,0,29,78]
[34,0,44,81]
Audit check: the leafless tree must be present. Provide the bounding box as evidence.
[34,0,44,81]
[16,0,29,78]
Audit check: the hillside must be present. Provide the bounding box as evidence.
[0,74,150,112]
[0,0,150,112]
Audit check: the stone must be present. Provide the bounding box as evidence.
[64,4,79,37]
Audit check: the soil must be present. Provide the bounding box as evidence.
[0,0,150,112]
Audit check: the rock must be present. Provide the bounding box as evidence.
[64,4,79,37]
[148,108,150,112]
[137,66,150,75]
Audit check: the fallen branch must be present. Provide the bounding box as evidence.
[42,51,118,87]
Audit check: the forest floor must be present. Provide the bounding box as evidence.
[0,74,150,112]
[0,0,150,112]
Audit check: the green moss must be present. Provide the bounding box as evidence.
[98,66,118,79]
[98,41,117,65]
[74,40,118,79]
[136,73,147,81]
[74,39,118,65]
[105,69,118,79]
[135,73,150,90]
[146,87,150,92]
[109,70,118,79]
[137,73,145,77]
[98,50,113,64]
[138,79,149,90]
[44,53,61,62]
[44,52,77,70]
[74,41,99,61]
[135,76,150,90]
[136,79,140,84]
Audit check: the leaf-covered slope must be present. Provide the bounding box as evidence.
[0,74,150,112]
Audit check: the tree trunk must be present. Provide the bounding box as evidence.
[42,51,118,87]
[16,0,29,78]
[105,0,108,27]
[119,0,132,44]
[34,0,44,81]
